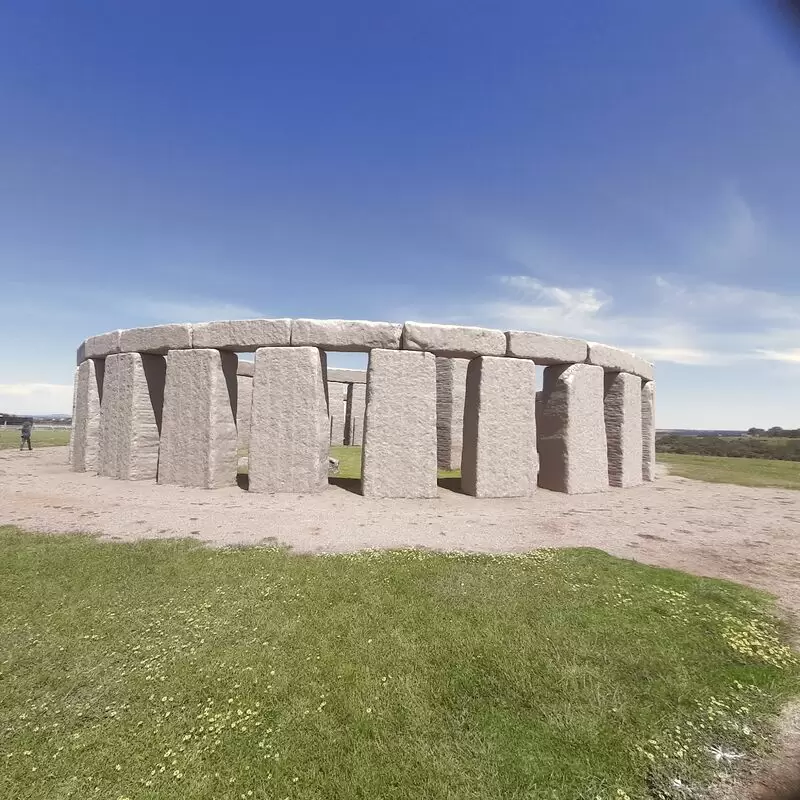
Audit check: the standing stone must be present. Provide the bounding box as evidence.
[158,348,238,489]
[537,364,608,494]
[249,346,329,493]
[361,349,437,498]
[604,371,643,488]
[344,382,366,446]
[237,375,253,454]
[435,357,469,471]
[98,353,166,480]
[71,358,104,473]
[461,356,537,498]
[68,366,79,465]
[327,382,346,446]
[642,380,656,482]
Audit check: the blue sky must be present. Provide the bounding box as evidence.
[1,1,799,427]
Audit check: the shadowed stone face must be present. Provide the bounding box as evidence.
[361,349,437,498]
[435,357,468,471]
[642,381,656,482]
[71,358,105,473]
[344,382,366,446]
[604,371,644,488]
[157,348,238,489]
[248,346,329,493]
[461,356,537,498]
[536,364,608,494]
[98,352,165,481]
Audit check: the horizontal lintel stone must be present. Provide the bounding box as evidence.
[402,321,506,358]
[291,319,402,352]
[236,360,255,377]
[505,330,588,364]
[586,342,654,381]
[80,330,122,361]
[192,318,291,351]
[326,368,367,384]
[120,324,192,354]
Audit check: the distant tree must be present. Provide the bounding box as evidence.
[747,427,766,436]
[767,426,784,436]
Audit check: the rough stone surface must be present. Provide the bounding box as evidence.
[642,380,656,482]
[327,368,367,384]
[98,353,165,480]
[191,319,291,351]
[327,382,346,446]
[81,330,122,361]
[236,360,255,377]
[506,330,588,364]
[292,319,402,352]
[587,342,654,381]
[344,383,366,446]
[536,364,609,494]
[67,367,79,465]
[435,357,469,471]
[71,358,105,473]
[158,349,238,489]
[402,321,506,358]
[461,357,537,498]
[604,371,643,488]
[120,324,192,354]
[236,375,253,453]
[361,349,437,498]
[249,347,329,493]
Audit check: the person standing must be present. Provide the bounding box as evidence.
[20,419,33,451]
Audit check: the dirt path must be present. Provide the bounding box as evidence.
[3,447,800,614]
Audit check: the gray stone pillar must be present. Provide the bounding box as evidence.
[344,382,367,446]
[642,380,656,481]
[537,364,608,494]
[158,348,238,488]
[436,357,468,471]
[68,366,79,466]
[604,371,643,488]
[249,346,329,493]
[361,349,437,498]
[236,375,253,453]
[327,381,346,446]
[71,358,105,473]
[98,353,165,480]
[461,356,537,497]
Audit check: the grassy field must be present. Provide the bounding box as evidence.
[0,427,71,450]
[1,526,798,800]
[658,452,800,490]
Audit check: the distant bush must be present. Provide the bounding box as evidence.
[656,435,800,461]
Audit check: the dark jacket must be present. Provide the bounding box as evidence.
[21,421,32,437]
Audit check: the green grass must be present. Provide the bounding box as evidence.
[658,452,800,490]
[330,445,460,480]
[0,427,71,450]
[1,527,797,800]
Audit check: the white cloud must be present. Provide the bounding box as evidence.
[475,274,800,367]
[133,300,266,323]
[0,383,73,414]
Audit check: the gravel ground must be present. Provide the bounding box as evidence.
[3,446,800,614]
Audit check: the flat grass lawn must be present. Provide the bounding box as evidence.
[658,452,800,490]
[331,445,460,480]
[0,427,70,450]
[1,528,798,800]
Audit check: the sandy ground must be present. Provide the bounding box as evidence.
[3,446,800,616]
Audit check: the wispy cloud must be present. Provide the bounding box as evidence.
[0,383,73,414]
[476,273,800,366]
[132,299,266,323]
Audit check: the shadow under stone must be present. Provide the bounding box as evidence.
[328,477,362,495]
[437,476,464,494]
